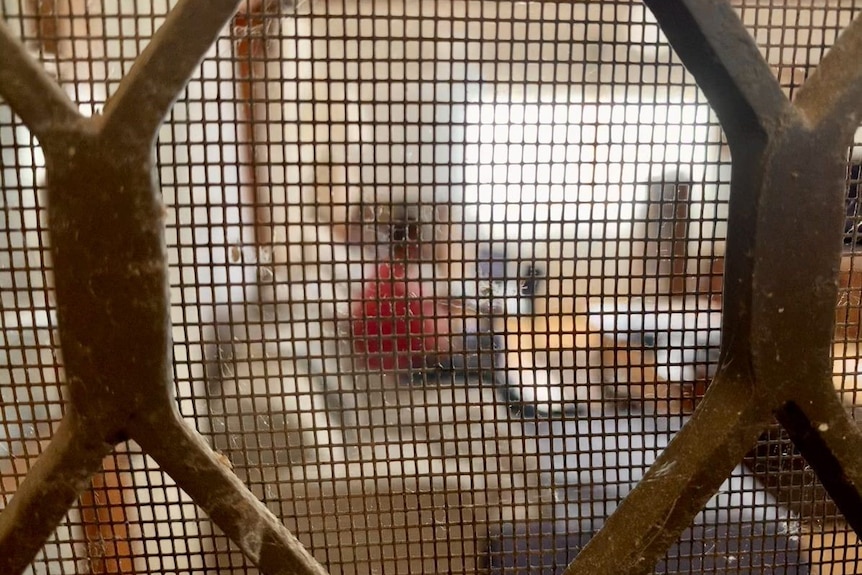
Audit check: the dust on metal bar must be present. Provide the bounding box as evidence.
[566,2,862,573]
[131,407,331,575]
[564,369,775,575]
[751,111,862,532]
[0,1,329,573]
[749,9,862,532]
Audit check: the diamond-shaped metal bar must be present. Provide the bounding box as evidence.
[0,2,328,573]
[565,2,862,573]
[766,13,862,533]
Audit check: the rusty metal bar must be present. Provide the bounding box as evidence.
[637,0,787,142]
[0,411,114,574]
[46,125,174,428]
[794,15,862,134]
[565,2,788,571]
[567,2,862,573]
[131,408,330,575]
[0,19,81,141]
[100,0,244,144]
[0,2,330,573]
[563,365,774,574]
[638,0,790,346]
[765,14,862,529]
[752,118,862,532]
[778,397,862,531]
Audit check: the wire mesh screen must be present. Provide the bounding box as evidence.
[1,0,862,574]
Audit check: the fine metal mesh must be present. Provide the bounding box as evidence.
[1,1,861,574]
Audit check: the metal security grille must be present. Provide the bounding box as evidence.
[1,1,862,574]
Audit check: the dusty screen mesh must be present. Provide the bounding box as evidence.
[1,0,861,573]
